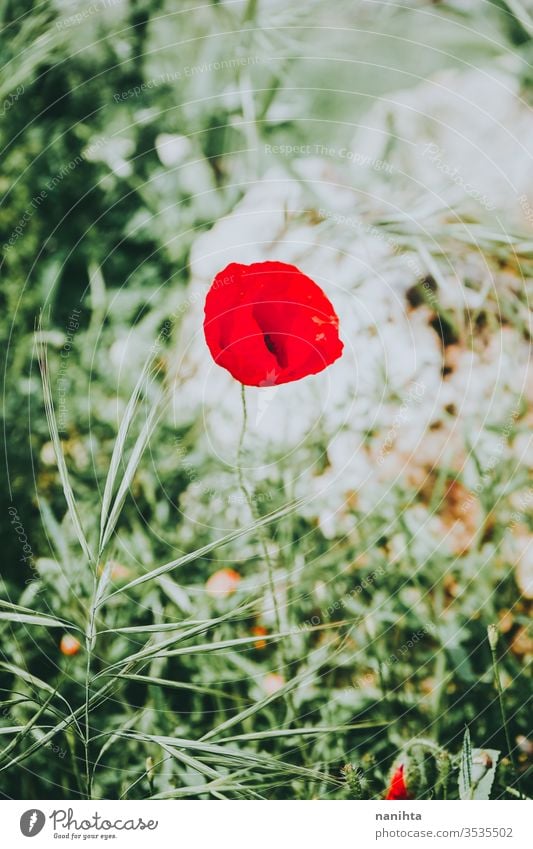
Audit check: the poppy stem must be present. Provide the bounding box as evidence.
[236,387,310,758]
[237,384,248,476]
[237,385,282,638]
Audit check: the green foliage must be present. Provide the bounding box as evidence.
[1,0,532,800]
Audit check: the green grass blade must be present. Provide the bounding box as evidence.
[116,730,343,786]
[99,399,163,553]
[0,676,118,773]
[111,673,245,703]
[98,352,158,553]
[218,723,387,743]
[94,600,259,676]
[102,496,310,602]
[0,599,78,630]
[97,621,204,635]
[459,727,473,800]
[36,332,94,564]
[200,643,340,743]
[0,612,78,629]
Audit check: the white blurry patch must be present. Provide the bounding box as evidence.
[155,133,192,167]
[513,432,533,471]
[85,135,134,178]
[351,66,533,226]
[505,528,533,600]
[189,168,302,279]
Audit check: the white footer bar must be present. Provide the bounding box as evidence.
[2,799,531,848]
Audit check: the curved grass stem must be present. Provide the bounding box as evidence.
[237,385,282,638]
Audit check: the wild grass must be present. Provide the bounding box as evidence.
[1,0,532,801]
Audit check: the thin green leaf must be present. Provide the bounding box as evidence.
[111,673,245,703]
[94,561,113,611]
[97,621,202,635]
[0,661,57,697]
[128,742,259,801]
[98,351,158,552]
[0,662,82,744]
[102,495,310,602]
[200,643,340,742]
[102,622,341,679]
[459,727,473,800]
[218,722,387,744]
[0,612,77,629]
[95,600,259,676]
[36,332,94,564]
[0,599,77,628]
[0,691,56,766]
[99,399,163,553]
[92,713,144,774]
[0,677,117,772]
[154,631,304,657]
[116,730,342,786]
[37,498,70,568]
[149,781,235,800]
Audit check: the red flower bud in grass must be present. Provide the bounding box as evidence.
[60,634,81,657]
[385,764,411,800]
[203,261,343,386]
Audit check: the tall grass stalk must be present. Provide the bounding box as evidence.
[487,625,524,799]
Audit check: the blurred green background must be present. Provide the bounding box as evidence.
[1,0,532,800]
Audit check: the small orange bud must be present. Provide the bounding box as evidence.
[205,568,241,598]
[252,625,268,649]
[60,634,81,656]
[262,672,285,695]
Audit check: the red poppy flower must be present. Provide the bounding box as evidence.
[385,764,411,800]
[203,261,343,386]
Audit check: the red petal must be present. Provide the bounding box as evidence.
[203,261,343,386]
